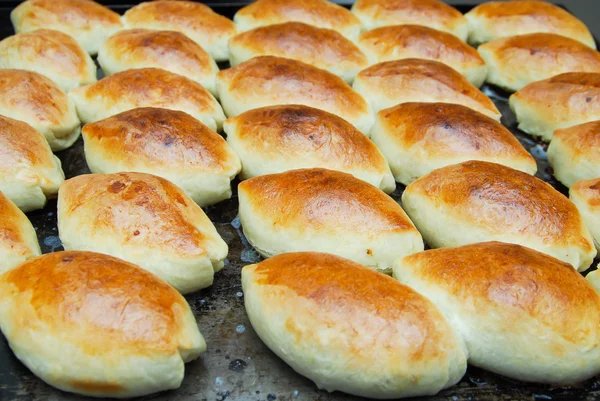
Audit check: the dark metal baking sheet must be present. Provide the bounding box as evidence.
[1,2,600,401]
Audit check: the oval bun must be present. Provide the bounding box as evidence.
[0,29,96,91]
[238,168,420,270]
[352,0,467,40]
[353,58,500,118]
[509,72,600,142]
[216,56,373,135]
[228,22,368,84]
[242,252,467,399]
[466,1,595,48]
[0,250,205,397]
[122,0,237,62]
[234,0,361,41]
[82,107,241,207]
[98,29,219,96]
[58,172,228,294]
[11,0,123,54]
[359,24,487,87]
[371,102,536,185]
[223,105,393,192]
[394,242,600,384]
[402,160,596,271]
[0,114,64,212]
[0,69,80,151]
[69,68,225,131]
[479,33,600,92]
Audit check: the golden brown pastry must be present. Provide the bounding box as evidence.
[243,252,467,398]
[353,58,500,118]
[122,0,237,62]
[359,24,487,86]
[509,72,600,142]
[479,33,600,92]
[216,56,373,135]
[228,22,368,83]
[394,242,600,384]
[351,0,468,40]
[0,251,205,397]
[0,29,96,91]
[82,107,241,207]
[58,172,228,294]
[238,169,419,270]
[11,0,123,54]
[98,29,219,96]
[371,102,537,184]
[0,192,41,274]
[548,121,600,188]
[69,68,225,131]
[0,114,64,212]
[466,1,595,48]
[402,160,596,271]
[234,0,361,40]
[0,69,80,151]
[570,178,600,253]
[223,105,394,192]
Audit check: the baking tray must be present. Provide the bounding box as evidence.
[1,2,600,401]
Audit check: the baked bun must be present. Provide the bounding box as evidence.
[0,115,64,212]
[69,68,225,131]
[393,242,600,384]
[569,178,600,253]
[238,169,420,270]
[234,0,361,41]
[216,56,373,135]
[353,58,500,118]
[478,33,600,92]
[223,105,394,192]
[351,0,467,40]
[98,29,219,96]
[0,70,80,151]
[371,102,537,185]
[359,25,487,87]
[57,172,228,294]
[465,1,595,48]
[122,1,237,62]
[509,73,600,142]
[0,29,96,92]
[548,121,600,188]
[228,22,368,84]
[0,192,41,274]
[0,251,205,397]
[242,252,467,398]
[11,0,123,54]
[82,108,241,207]
[402,160,596,271]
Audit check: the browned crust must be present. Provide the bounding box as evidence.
[0,69,71,126]
[60,173,209,255]
[82,108,234,171]
[402,241,600,343]
[0,114,57,173]
[123,1,236,35]
[83,68,215,109]
[359,24,484,65]
[0,250,188,355]
[407,160,593,251]
[239,168,413,232]
[103,29,213,72]
[218,56,368,114]
[230,22,366,66]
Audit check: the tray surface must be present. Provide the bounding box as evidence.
[1,2,600,401]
